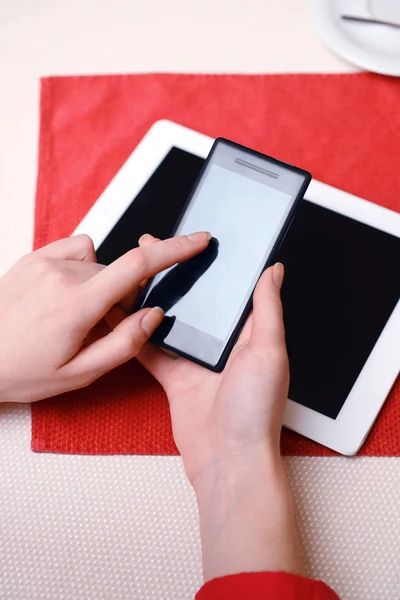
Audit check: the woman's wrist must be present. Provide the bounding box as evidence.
[193,444,305,583]
[192,440,281,503]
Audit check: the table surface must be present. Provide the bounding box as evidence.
[1,1,399,599]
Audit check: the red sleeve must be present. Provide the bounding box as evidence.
[196,572,340,600]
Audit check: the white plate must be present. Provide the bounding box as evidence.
[310,0,400,76]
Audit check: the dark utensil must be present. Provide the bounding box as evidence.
[341,15,400,29]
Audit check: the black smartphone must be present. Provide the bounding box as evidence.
[141,138,311,371]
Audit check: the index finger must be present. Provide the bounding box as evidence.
[79,231,211,325]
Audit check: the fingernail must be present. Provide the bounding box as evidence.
[140,307,164,336]
[272,263,284,289]
[187,231,212,243]
[138,233,153,245]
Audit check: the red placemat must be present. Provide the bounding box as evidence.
[31,73,400,456]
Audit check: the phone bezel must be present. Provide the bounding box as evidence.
[140,137,311,372]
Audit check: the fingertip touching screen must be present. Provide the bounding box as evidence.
[141,139,310,368]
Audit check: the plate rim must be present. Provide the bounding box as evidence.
[310,0,400,77]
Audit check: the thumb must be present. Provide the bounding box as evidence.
[63,306,164,386]
[250,263,287,351]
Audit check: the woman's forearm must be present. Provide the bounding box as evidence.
[194,446,304,583]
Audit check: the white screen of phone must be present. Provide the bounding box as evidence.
[147,163,292,341]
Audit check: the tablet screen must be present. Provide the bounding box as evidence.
[97,147,400,420]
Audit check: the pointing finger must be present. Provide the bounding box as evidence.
[79,232,211,327]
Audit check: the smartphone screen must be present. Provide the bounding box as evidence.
[142,139,311,369]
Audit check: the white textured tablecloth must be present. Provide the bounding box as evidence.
[0,1,399,599]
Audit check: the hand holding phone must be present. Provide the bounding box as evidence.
[138,261,304,579]
[142,138,311,371]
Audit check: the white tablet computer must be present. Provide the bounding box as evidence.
[74,120,400,455]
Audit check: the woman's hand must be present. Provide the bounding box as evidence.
[0,232,210,403]
[138,234,304,582]
[138,236,289,485]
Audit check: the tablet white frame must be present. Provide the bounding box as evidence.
[74,120,400,455]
